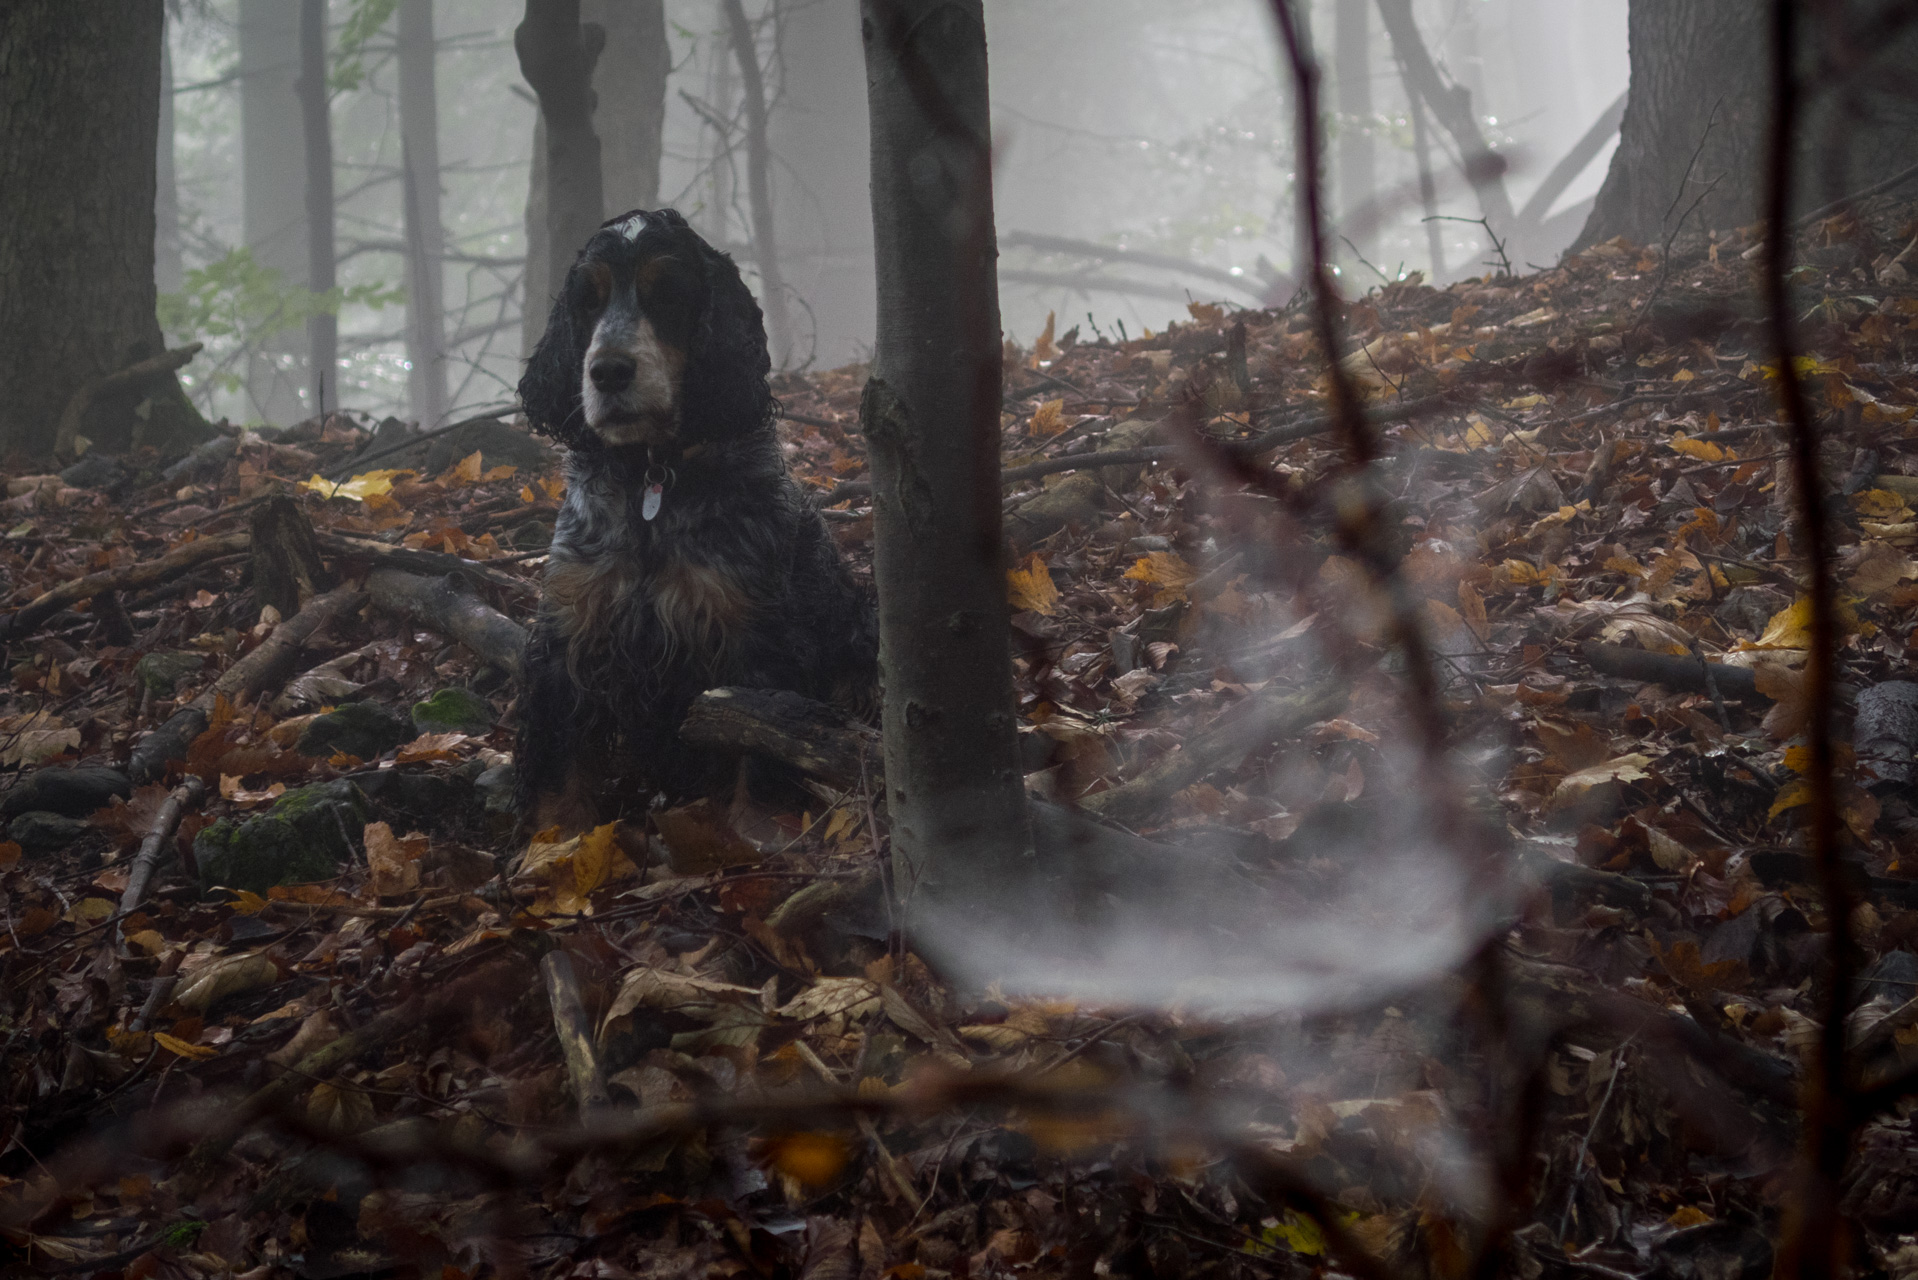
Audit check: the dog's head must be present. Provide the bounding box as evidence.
[519,209,773,453]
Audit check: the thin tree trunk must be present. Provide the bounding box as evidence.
[398,0,447,429]
[1333,0,1375,260]
[298,0,338,416]
[721,0,793,369]
[522,112,548,361]
[585,0,668,213]
[156,22,183,297]
[1373,0,1515,237]
[1405,56,1445,282]
[515,0,606,317]
[239,0,308,425]
[859,0,1030,916]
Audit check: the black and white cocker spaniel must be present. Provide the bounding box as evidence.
[513,208,876,830]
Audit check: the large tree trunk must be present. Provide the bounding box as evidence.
[1576,2,1918,252]
[770,0,874,371]
[585,0,667,214]
[156,22,183,297]
[239,0,309,426]
[398,0,447,429]
[515,0,605,321]
[722,0,794,369]
[859,0,1030,917]
[298,0,337,417]
[0,0,208,459]
[1333,0,1375,261]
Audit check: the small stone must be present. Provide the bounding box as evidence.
[1,766,131,819]
[9,810,90,855]
[193,780,370,892]
[297,701,411,762]
[411,687,496,737]
[135,651,206,697]
[475,763,517,815]
[59,453,126,490]
[1007,471,1105,540]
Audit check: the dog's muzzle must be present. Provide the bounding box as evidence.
[582,313,679,446]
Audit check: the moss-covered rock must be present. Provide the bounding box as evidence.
[410,687,495,736]
[193,780,370,892]
[297,701,411,761]
[9,810,90,855]
[135,651,206,697]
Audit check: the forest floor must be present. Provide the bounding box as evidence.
[5,199,1918,1279]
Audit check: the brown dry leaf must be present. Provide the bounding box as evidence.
[1535,720,1612,772]
[1756,661,1810,739]
[0,840,19,870]
[395,731,469,763]
[1029,310,1058,365]
[1006,552,1061,616]
[763,1132,850,1188]
[779,976,882,1023]
[0,710,79,767]
[308,1080,376,1134]
[1551,754,1652,806]
[1028,397,1068,437]
[153,1031,218,1061]
[1646,827,1695,872]
[653,800,761,874]
[1187,301,1226,325]
[1124,552,1200,606]
[173,952,281,1014]
[1846,541,1917,597]
[363,821,427,898]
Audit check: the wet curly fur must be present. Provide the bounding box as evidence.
[513,208,876,830]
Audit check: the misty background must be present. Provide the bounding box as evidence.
[161,0,1628,430]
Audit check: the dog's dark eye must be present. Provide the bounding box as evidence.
[577,261,613,311]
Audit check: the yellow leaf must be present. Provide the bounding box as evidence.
[1262,1210,1325,1257]
[765,1131,850,1187]
[1007,553,1062,616]
[154,1031,218,1060]
[1030,311,1058,366]
[1852,489,1913,521]
[1770,778,1813,819]
[63,897,117,926]
[442,450,484,485]
[1672,368,1697,382]
[1667,1206,1713,1229]
[228,889,269,915]
[1752,598,1814,649]
[481,463,518,482]
[1124,552,1201,591]
[1028,398,1068,437]
[1187,301,1226,325]
[1668,436,1725,462]
[297,469,414,502]
[574,821,622,895]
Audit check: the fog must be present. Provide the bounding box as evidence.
[162,0,1628,428]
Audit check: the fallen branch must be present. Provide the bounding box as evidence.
[129,583,367,784]
[53,342,204,458]
[317,530,538,598]
[1080,678,1350,826]
[1,530,249,643]
[119,776,207,917]
[1581,641,1763,703]
[365,568,527,674]
[680,687,877,790]
[541,952,610,1118]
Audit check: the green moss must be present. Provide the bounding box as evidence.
[410,687,495,736]
[297,701,411,761]
[193,780,370,893]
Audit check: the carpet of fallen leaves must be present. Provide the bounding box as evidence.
[6,198,1918,1279]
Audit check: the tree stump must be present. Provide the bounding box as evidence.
[249,494,333,619]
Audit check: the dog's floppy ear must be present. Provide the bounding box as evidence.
[677,219,774,438]
[519,278,587,447]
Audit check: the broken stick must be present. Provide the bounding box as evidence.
[541,951,610,1119]
[1,529,249,643]
[365,568,527,673]
[129,583,367,784]
[119,775,207,917]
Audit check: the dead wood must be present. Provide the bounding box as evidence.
[541,951,610,1118]
[118,775,206,918]
[1079,678,1350,826]
[1854,680,1918,788]
[1373,0,1516,233]
[52,342,204,458]
[364,567,527,673]
[249,494,335,618]
[680,687,877,790]
[1581,640,1763,702]
[128,584,367,784]
[317,529,537,598]
[0,529,249,643]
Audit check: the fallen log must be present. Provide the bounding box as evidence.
[0,530,250,644]
[129,583,367,784]
[319,530,537,599]
[365,567,527,674]
[1080,678,1350,826]
[1581,641,1762,703]
[52,342,204,458]
[680,687,877,789]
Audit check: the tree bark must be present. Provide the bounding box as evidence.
[1333,0,1375,260]
[584,0,668,213]
[398,0,448,430]
[298,0,338,417]
[0,0,209,459]
[722,0,794,369]
[515,0,606,318]
[522,111,549,362]
[1576,2,1918,251]
[239,0,308,426]
[859,0,1030,909]
[156,21,183,297]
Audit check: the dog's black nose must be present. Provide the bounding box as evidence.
[590,354,637,392]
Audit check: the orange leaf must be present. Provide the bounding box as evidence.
[1006,553,1061,616]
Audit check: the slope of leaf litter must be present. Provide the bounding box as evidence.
[0,200,1917,1276]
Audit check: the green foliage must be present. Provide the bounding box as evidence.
[332,0,399,92]
[159,247,403,395]
[162,1220,209,1248]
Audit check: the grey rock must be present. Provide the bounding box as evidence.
[1007,471,1105,540]
[59,453,126,490]
[476,763,517,815]
[1,766,131,819]
[8,810,90,855]
[193,780,370,892]
[297,701,412,761]
[410,687,495,736]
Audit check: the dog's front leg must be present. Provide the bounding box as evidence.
[513,620,600,833]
